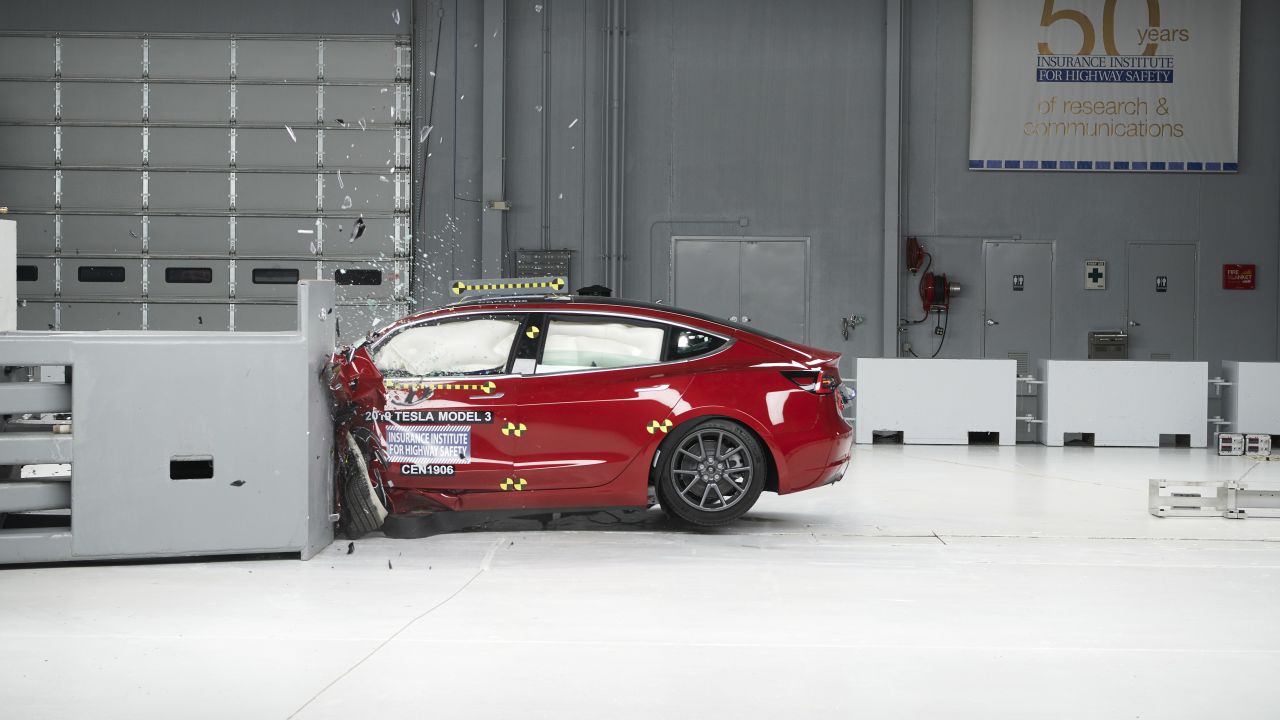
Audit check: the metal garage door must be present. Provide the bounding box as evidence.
[0,32,411,340]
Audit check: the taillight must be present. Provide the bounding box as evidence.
[782,369,838,395]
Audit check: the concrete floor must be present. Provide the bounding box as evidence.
[2,445,1279,719]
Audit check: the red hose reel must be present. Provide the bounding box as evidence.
[920,271,954,313]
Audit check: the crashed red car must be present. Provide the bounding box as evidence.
[326,294,853,538]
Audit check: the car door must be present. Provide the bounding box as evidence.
[508,312,700,491]
[366,312,526,492]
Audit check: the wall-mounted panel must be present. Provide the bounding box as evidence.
[147,172,228,211]
[61,127,142,166]
[148,39,232,79]
[149,128,231,168]
[149,84,233,123]
[0,126,54,165]
[60,38,141,78]
[61,215,142,255]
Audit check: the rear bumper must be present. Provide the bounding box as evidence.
[777,416,852,494]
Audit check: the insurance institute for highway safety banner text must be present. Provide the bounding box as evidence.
[969,0,1239,172]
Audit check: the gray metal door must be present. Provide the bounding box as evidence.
[740,240,808,343]
[984,241,1052,441]
[672,239,741,321]
[1127,243,1196,360]
[0,33,411,341]
[672,236,808,343]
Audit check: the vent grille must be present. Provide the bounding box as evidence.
[1150,352,1172,361]
[1007,352,1030,376]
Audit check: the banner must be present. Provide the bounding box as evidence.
[970,0,1240,172]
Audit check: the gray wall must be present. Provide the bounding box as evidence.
[905,0,1280,369]
[5,0,1278,370]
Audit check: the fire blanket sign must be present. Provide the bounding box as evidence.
[1222,264,1256,290]
[969,0,1240,172]
[386,426,472,465]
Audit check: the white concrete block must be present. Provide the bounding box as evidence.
[854,358,1017,445]
[1221,361,1280,436]
[1039,360,1208,447]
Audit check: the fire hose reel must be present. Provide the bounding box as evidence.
[920,271,962,313]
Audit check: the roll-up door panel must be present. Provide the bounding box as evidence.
[324,86,396,126]
[149,216,230,255]
[236,85,318,124]
[61,127,142,166]
[319,216,395,259]
[17,301,56,331]
[10,215,56,254]
[236,129,319,169]
[61,171,141,210]
[61,215,143,255]
[62,259,141,298]
[0,38,54,76]
[324,42,397,80]
[234,303,297,332]
[16,259,56,296]
[148,172,229,211]
[329,260,394,301]
[150,259,231,299]
[237,41,318,81]
[237,174,317,212]
[150,84,233,123]
[327,128,398,167]
[238,261,316,300]
[148,303,231,331]
[61,83,144,123]
[234,217,317,257]
[0,170,55,209]
[60,302,142,330]
[0,83,54,122]
[149,128,231,168]
[60,39,142,78]
[0,126,53,165]
[148,39,233,79]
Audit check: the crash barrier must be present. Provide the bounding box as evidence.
[853,358,1018,445]
[1149,478,1280,519]
[852,358,1241,448]
[0,281,336,564]
[1220,362,1280,438]
[1037,360,1208,447]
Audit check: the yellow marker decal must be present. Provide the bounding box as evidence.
[526,326,541,339]
[646,419,673,435]
[499,477,528,491]
[383,380,496,394]
[451,277,568,295]
[501,422,527,437]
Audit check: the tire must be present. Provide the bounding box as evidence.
[655,419,766,528]
[339,431,388,538]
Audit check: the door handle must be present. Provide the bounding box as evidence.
[1128,321,1141,327]
[986,319,998,326]
[470,392,506,400]
[636,384,670,393]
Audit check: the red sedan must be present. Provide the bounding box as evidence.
[327,294,853,538]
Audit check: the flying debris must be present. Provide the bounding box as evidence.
[392,9,401,24]
[341,196,354,210]
[284,125,297,142]
[419,125,434,143]
[568,118,579,128]
[350,217,366,242]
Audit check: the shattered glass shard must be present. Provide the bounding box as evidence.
[285,125,297,142]
[341,196,353,210]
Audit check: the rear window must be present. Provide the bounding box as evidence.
[666,328,727,361]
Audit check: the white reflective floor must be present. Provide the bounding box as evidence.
[3,445,1279,719]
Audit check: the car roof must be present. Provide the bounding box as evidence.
[441,294,796,345]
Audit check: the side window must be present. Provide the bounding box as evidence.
[373,316,521,377]
[666,328,728,361]
[537,317,665,373]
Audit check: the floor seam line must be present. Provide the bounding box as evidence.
[285,538,505,719]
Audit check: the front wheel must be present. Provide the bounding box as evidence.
[656,419,766,528]
[339,431,388,538]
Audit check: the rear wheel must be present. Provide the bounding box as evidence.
[339,431,388,538]
[656,419,765,527]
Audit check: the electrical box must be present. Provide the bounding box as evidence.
[1087,331,1128,360]
[1217,433,1245,456]
[1245,434,1272,456]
